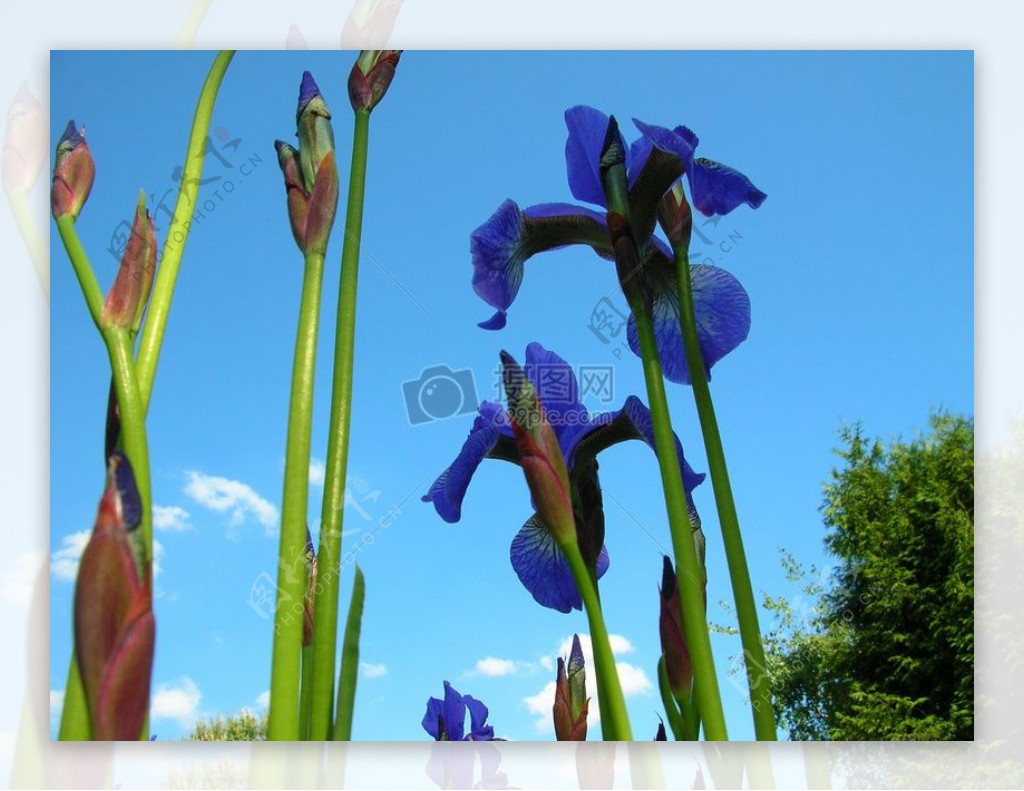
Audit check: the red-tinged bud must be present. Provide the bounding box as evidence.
[657,181,693,250]
[302,527,317,646]
[659,556,705,699]
[101,190,157,332]
[73,452,154,740]
[51,120,95,220]
[554,634,589,740]
[348,50,401,113]
[500,350,576,546]
[3,82,46,194]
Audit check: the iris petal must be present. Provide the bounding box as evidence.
[510,515,608,613]
[463,695,495,740]
[442,681,467,741]
[523,342,589,443]
[421,402,512,522]
[688,156,767,216]
[564,105,613,206]
[633,118,695,171]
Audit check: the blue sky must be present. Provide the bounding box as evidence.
[50,50,973,741]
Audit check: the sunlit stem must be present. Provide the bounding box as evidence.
[135,50,234,412]
[310,108,370,740]
[562,541,633,740]
[631,304,729,741]
[268,251,326,740]
[670,242,777,741]
[55,214,103,330]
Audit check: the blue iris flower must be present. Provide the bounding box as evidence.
[422,342,704,613]
[422,681,496,741]
[471,105,765,385]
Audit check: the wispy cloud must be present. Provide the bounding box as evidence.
[0,550,42,604]
[255,690,270,709]
[523,633,651,733]
[153,505,192,532]
[360,662,388,679]
[472,657,530,677]
[152,677,201,729]
[309,458,326,487]
[183,471,278,534]
[51,532,163,581]
[50,690,65,722]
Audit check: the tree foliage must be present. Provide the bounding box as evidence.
[764,411,973,741]
[187,709,268,741]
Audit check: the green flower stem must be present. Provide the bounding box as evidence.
[135,49,234,412]
[332,566,365,741]
[562,541,633,740]
[309,108,370,741]
[7,188,48,301]
[656,658,685,740]
[268,251,326,741]
[299,643,314,740]
[632,305,728,741]
[671,246,777,740]
[57,650,90,740]
[55,214,103,330]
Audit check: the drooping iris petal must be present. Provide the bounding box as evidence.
[688,157,767,217]
[463,695,495,741]
[626,262,751,384]
[471,200,612,330]
[522,342,589,439]
[421,402,515,522]
[510,515,609,613]
[632,118,696,171]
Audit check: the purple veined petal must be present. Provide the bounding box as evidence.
[626,262,750,384]
[687,156,767,217]
[617,396,706,500]
[421,404,509,523]
[463,695,494,740]
[522,342,589,445]
[471,200,612,330]
[510,515,608,613]
[564,105,616,207]
[633,118,695,171]
[674,125,700,150]
[441,681,468,741]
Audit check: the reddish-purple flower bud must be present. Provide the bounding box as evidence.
[73,452,154,740]
[553,634,589,740]
[101,190,157,333]
[500,350,576,546]
[302,527,317,647]
[659,556,704,699]
[657,182,694,250]
[3,82,46,194]
[348,50,401,113]
[51,120,95,220]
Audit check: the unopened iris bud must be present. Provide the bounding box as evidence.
[500,350,576,545]
[3,82,46,194]
[51,120,95,220]
[302,526,317,647]
[348,50,401,113]
[659,556,704,699]
[100,190,157,333]
[275,73,339,257]
[553,634,589,740]
[657,181,694,250]
[73,452,155,740]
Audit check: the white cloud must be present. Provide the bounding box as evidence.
[0,551,43,604]
[360,662,388,679]
[152,677,201,729]
[51,531,163,582]
[50,530,90,582]
[538,655,554,672]
[153,505,192,532]
[473,657,525,677]
[255,690,270,709]
[524,633,652,733]
[50,690,65,720]
[183,471,278,534]
[309,459,325,487]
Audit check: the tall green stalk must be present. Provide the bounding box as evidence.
[632,306,729,741]
[136,49,234,412]
[562,542,632,740]
[332,566,365,741]
[268,251,326,740]
[309,108,370,740]
[671,245,776,740]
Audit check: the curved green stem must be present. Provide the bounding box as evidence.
[672,247,777,740]
[268,251,326,740]
[55,214,103,330]
[57,649,90,740]
[136,50,234,412]
[332,566,365,741]
[7,188,48,301]
[299,644,314,740]
[657,658,685,740]
[562,542,632,740]
[632,304,728,740]
[309,108,370,741]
